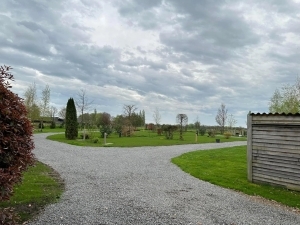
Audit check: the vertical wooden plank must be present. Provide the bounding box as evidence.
[247,113,253,182]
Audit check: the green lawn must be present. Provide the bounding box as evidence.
[172,146,300,209]
[47,130,247,147]
[0,161,64,223]
[34,127,65,133]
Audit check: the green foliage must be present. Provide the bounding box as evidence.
[199,125,206,136]
[100,125,112,138]
[269,78,300,113]
[162,124,178,139]
[50,121,56,129]
[112,115,124,133]
[65,98,78,140]
[172,146,300,209]
[207,129,216,137]
[223,131,231,139]
[80,133,90,139]
[93,137,100,143]
[59,122,64,128]
[38,122,45,129]
[0,65,35,202]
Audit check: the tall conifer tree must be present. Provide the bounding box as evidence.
[65,98,78,139]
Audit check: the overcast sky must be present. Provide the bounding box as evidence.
[1,0,300,127]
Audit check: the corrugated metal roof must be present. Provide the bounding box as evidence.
[250,112,300,116]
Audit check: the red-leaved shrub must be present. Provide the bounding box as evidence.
[0,65,35,201]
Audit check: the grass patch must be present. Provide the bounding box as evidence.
[47,130,246,147]
[34,127,65,134]
[0,161,65,223]
[172,146,300,209]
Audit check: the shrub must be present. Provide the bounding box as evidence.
[50,121,56,129]
[38,122,45,129]
[162,124,177,140]
[100,125,112,138]
[93,137,100,143]
[65,98,78,140]
[80,133,90,139]
[0,65,35,201]
[207,129,216,137]
[223,132,232,139]
[199,125,206,136]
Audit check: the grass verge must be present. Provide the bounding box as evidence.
[172,146,300,209]
[33,127,65,134]
[46,130,246,147]
[0,161,65,223]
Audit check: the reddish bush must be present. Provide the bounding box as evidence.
[0,65,35,201]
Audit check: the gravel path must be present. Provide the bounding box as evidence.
[29,134,300,225]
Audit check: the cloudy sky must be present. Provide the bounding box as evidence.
[1,0,300,127]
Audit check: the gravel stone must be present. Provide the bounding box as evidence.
[28,134,300,225]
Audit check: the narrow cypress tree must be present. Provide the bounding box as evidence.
[65,98,78,139]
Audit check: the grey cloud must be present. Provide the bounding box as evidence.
[121,57,167,71]
[157,0,260,65]
[116,0,165,30]
[118,0,162,15]
[254,0,300,14]
[160,31,233,64]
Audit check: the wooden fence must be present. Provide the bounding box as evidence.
[247,113,300,191]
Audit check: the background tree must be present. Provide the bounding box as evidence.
[269,78,300,113]
[0,66,34,222]
[90,109,98,128]
[199,125,206,136]
[131,112,143,128]
[142,109,145,126]
[227,114,237,132]
[176,114,188,140]
[215,103,228,134]
[194,116,201,131]
[58,107,66,119]
[123,104,137,136]
[98,112,112,137]
[153,107,161,128]
[112,115,124,135]
[39,84,50,131]
[24,82,40,122]
[78,113,91,127]
[65,98,78,140]
[161,124,177,139]
[50,106,57,129]
[75,89,93,129]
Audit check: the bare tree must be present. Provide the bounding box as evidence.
[39,84,50,131]
[176,114,188,140]
[24,82,40,121]
[215,103,228,134]
[153,107,161,127]
[227,114,237,132]
[123,104,137,136]
[75,89,94,129]
[50,106,57,122]
[58,107,66,119]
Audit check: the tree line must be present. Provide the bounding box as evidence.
[269,77,300,114]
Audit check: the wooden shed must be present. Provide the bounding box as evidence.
[247,112,300,191]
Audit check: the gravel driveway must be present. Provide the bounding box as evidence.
[29,134,300,225]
